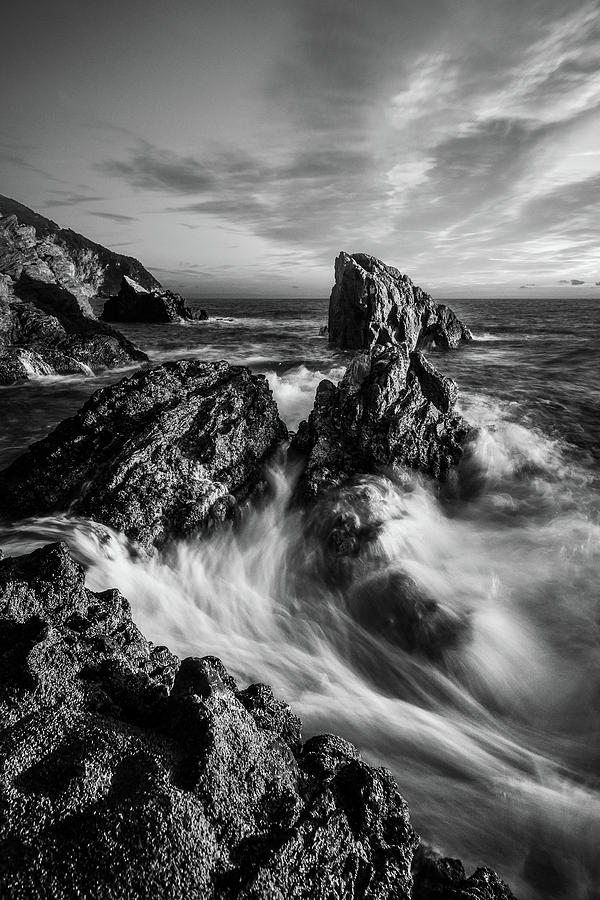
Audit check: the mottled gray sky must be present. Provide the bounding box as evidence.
[2,0,599,297]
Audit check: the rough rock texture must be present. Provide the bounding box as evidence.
[291,345,473,502]
[0,204,152,384]
[0,360,288,551]
[328,253,472,352]
[412,847,517,899]
[0,542,517,899]
[0,542,416,899]
[0,195,160,299]
[101,276,208,323]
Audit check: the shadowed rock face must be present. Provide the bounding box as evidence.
[0,272,147,384]
[291,345,473,502]
[328,253,472,352]
[0,543,516,899]
[0,201,153,383]
[101,276,208,324]
[0,360,288,551]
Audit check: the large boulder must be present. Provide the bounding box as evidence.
[291,344,473,502]
[0,360,288,550]
[0,541,517,899]
[328,252,472,351]
[101,276,207,323]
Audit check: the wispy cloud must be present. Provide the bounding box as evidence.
[90,211,138,224]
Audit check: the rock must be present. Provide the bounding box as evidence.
[101,276,205,323]
[0,272,147,385]
[412,845,517,899]
[347,570,468,660]
[0,201,154,383]
[328,252,472,352]
[0,360,288,551]
[291,344,473,501]
[0,542,420,899]
[0,195,160,298]
[294,478,470,661]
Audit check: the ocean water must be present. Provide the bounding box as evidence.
[1,295,599,899]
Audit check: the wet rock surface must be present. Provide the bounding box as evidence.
[0,360,288,551]
[101,275,207,323]
[291,344,473,501]
[0,199,154,383]
[0,542,516,899]
[328,252,472,352]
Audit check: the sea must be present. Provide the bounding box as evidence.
[1,295,599,900]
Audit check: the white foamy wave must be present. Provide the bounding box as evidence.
[3,413,600,897]
[471,332,504,342]
[263,364,345,429]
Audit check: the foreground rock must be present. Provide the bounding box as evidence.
[0,360,287,550]
[292,345,473,501]
[0,198,156,383]
[328,252,472,351]
[0,542,517,899]
[101,276,208,323]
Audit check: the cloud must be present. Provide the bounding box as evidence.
[96,0,600,292]
[91,211,138,223]
[99,145,223,193]
[46,191,104,206]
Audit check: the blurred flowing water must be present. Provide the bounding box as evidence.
[1,295,600,899]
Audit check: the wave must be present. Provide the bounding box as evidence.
[3,397,600,898]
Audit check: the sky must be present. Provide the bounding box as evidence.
[2,0,600,298]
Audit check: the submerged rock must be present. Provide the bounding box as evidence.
[0,360,287,550]
[101,276,207,323]
[328,252,472,351]
[291,344,473,501]
[296,478,470,661]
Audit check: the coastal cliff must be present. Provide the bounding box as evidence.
[0,197,152,383]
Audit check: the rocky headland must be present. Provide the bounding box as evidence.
[0,196,157,384]
[101,276,208,324]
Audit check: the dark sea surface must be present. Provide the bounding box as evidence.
[1,295,599,899]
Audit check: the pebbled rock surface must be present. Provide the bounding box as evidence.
[101,276,208,323]
[0,360,288,551]
[0,541,416,899]
[328,252,472,352]
[291,344,473,502]
[0,201,153,383]
[0,541,517,899]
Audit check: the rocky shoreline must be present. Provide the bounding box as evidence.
[0,201,518,898]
